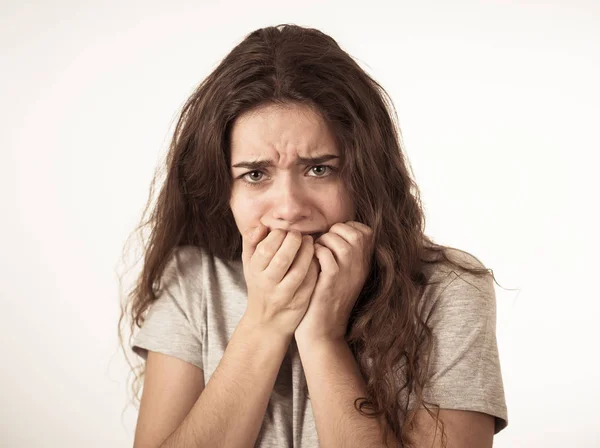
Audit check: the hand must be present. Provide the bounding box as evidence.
[294,221,374,344]
[241,223,320,338]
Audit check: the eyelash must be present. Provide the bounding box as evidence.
[238,165,336,187]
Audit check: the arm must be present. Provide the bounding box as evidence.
[139,316,291,448]
[134,351,205,447]
[406,408,494,448]
[296,336,495,448]
[296,337,398,447]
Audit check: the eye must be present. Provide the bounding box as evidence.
[236,170,265,187]
[244,171,264,182]
[239,165,336,187]
[309,165,331,177]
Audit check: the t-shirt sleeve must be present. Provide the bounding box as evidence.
[131,246,204,371]
[418,253,508,434]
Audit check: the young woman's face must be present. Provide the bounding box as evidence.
[229,103,355,240]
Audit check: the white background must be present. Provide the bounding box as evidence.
[1,0,598,446]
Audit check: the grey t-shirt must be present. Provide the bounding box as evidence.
[132,245,508,446]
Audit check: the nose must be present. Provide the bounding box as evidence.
[270,176,311,224]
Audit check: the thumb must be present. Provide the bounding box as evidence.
[242,223,265,265]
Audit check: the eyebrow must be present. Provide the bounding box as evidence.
[232,154,340,170]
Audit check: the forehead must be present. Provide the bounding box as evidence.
[229,103,338,160]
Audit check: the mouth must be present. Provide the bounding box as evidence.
[309,232,323,240]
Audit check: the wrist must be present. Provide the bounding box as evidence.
[238,314,294,346]
[295,333,346,351]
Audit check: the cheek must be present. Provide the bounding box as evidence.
[319,194,348,222]
[230,193,263,221]
[331,186,354,219]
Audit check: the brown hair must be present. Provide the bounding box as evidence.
[118,24,500,447]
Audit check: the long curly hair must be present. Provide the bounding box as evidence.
[118,23,498,447]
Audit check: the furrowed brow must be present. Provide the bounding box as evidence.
[232,154,339,170]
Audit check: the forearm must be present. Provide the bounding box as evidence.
[160,317,291,448]
[296,337,398,448]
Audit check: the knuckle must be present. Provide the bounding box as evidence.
[286,268,303,282]
[339,245,351,257]
[330,223,343,232]
[256,244,272,258]
[271,255,291,269]
[290,230,303,242]
[348,234,360,244]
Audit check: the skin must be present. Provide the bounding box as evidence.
[229,102,375,342]
[229,102,355,242]
[294,220,374,342]
[227,102,495,447]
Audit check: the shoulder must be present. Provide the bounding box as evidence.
[423,246,488,280]
[149,245,208,310]
[165,244,240,275]
[166,245,205,270]
[159,245,206,284]
[413,248,508,434]
[158,245,244,298]
[421,247,496,321]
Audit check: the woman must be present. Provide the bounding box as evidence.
[119,24,508,448]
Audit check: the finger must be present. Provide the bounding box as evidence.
[314,232,351,266]
[279,235,315,289]
[265,231,304,282]
[346,221,375,257]
[253,229,289,272]
[313,243,339,278]
[292,256,319,300]
[345,221,373,235]
[327,222,363,246]
[241,222,268,267]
